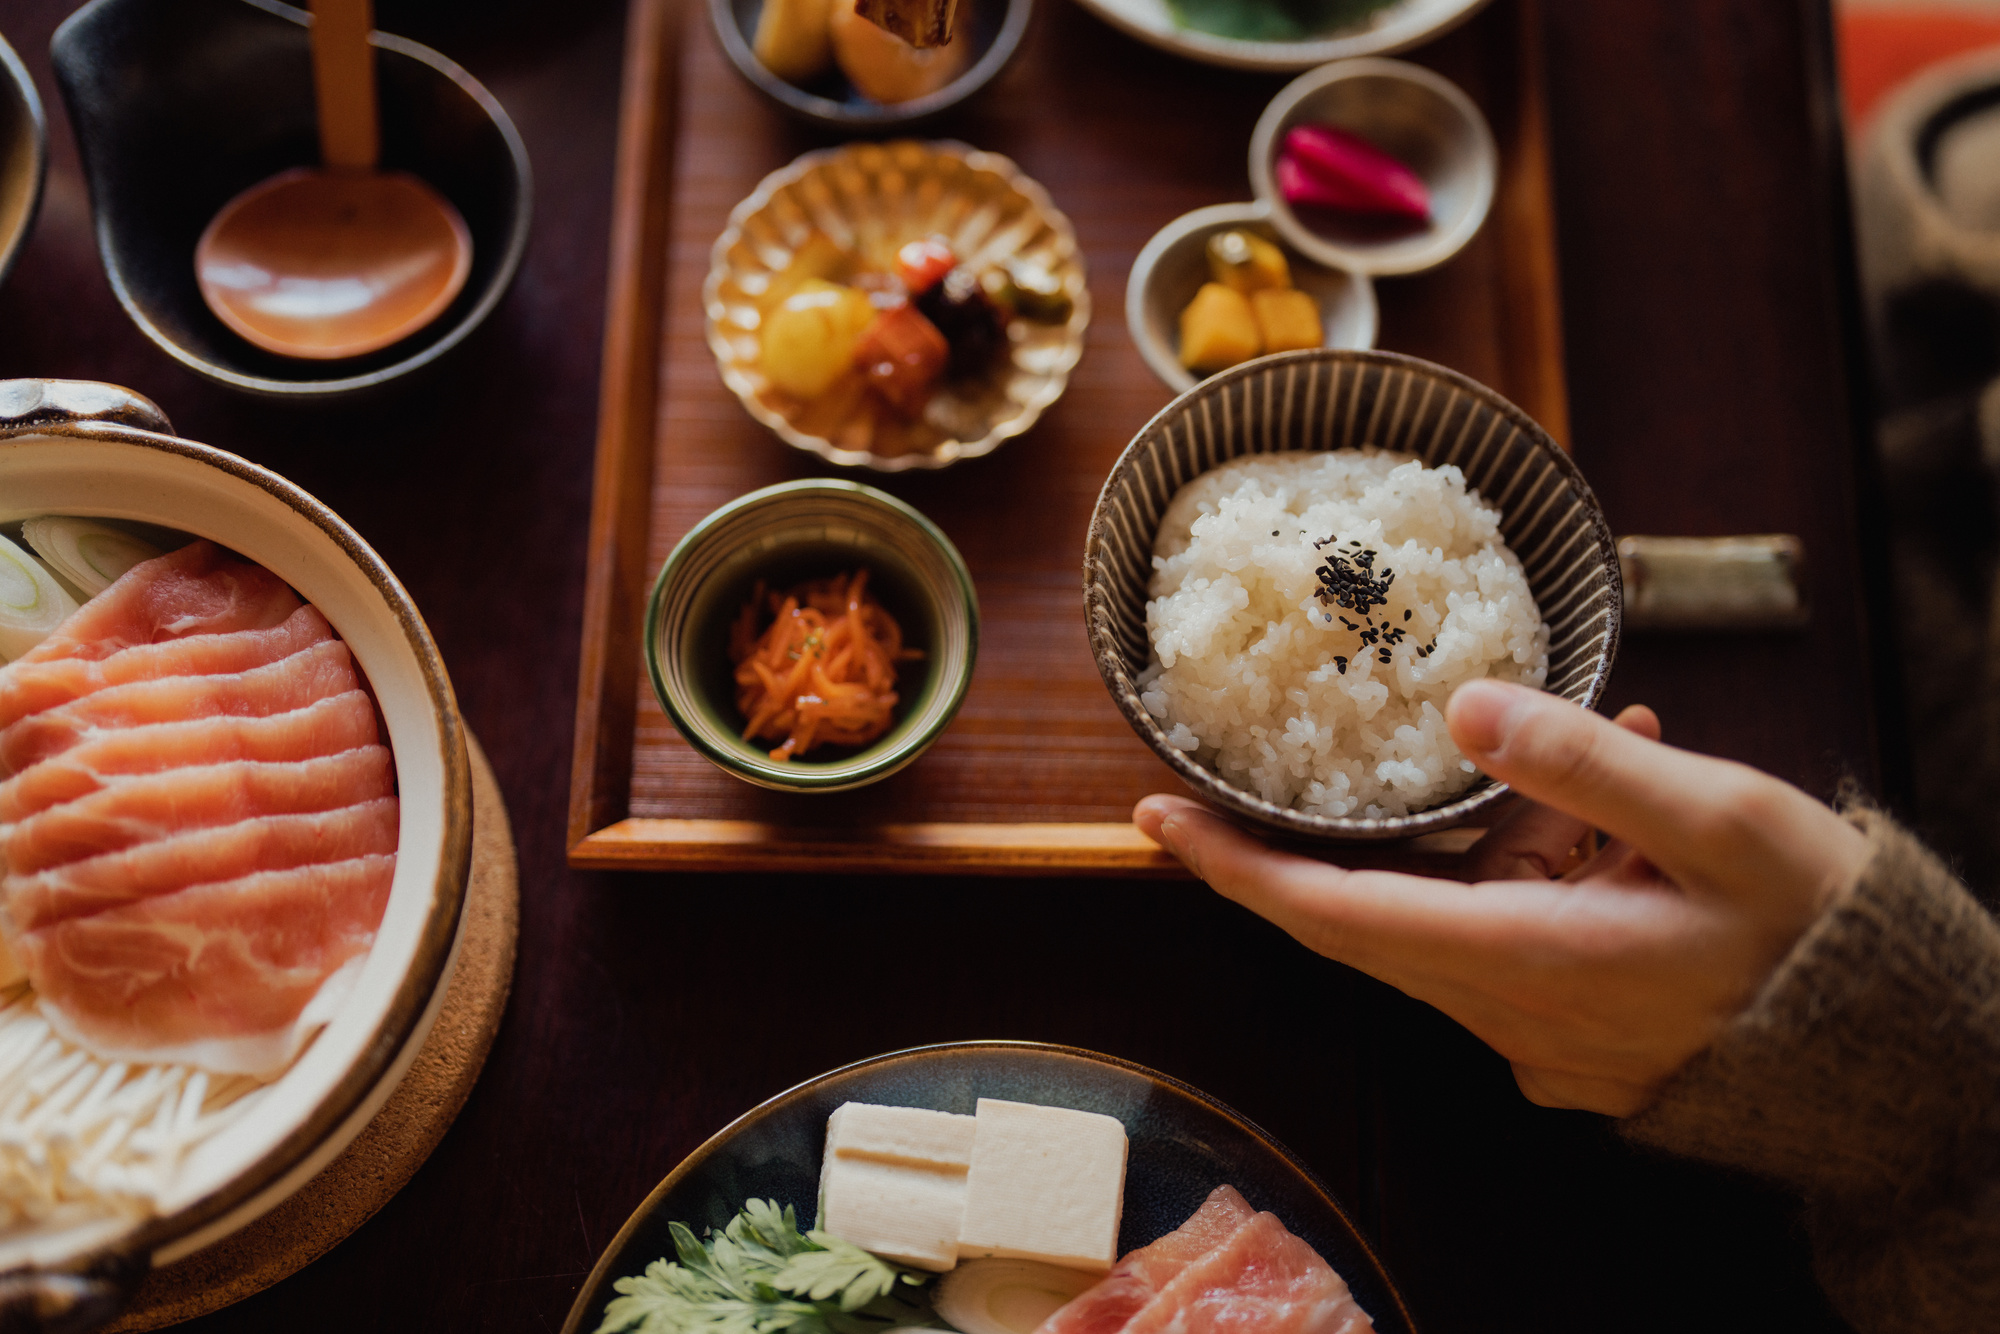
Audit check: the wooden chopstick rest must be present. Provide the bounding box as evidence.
[1617,535,1808,632]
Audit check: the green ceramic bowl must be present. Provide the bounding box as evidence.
[646,480,978,792]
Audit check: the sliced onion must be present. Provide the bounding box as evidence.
[0,535,79,660]
[935,1259,1101,1334]
[20,517,161,597]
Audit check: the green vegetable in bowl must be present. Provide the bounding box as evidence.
[598,1199,939,1334]
[1164,0,1395,42]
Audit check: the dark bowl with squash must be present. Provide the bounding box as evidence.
[711,0,1032,128]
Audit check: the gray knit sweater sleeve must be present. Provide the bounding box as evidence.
[1621,812,2000,1333]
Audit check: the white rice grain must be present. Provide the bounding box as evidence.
[1141,450,1548,818]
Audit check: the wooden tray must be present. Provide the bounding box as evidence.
[567,0,1569,875]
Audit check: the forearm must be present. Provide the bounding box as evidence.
[1621,812,2000,1333]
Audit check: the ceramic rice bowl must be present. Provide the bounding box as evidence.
[1083,349,1620,841]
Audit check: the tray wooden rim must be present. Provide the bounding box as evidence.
[567,0,1569,875]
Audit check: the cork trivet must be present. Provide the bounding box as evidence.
[107,734,520,1331]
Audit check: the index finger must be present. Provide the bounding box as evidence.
[1135,795,1565,979]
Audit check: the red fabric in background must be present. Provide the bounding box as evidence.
[1840,8,2000,127]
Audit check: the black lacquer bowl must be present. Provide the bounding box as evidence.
[712,0,1032,129]
[0,27,45,288]
[1084,349,1621,842]
[562,1041,1419,1334]
[51,0,531,399]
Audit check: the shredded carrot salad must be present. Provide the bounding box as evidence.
[729,569,922,761]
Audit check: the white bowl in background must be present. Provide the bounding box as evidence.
[1068,0,1492,73]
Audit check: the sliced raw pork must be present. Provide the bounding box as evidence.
[0,690,381,821]
[0,603,333,730]
[0,638,362,775]
[1037,1188,1373,1334]
[7,540,299,670]
[0,541,397,1077]
[1036,1186,1258,1334]
[1117,1210,1373,1334]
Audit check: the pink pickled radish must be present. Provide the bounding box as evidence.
[1279,124,1430,220]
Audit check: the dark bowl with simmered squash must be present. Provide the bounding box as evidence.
[712,0,1031,128]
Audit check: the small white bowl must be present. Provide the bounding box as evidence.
[1126,201,1377,394]
[1067,0,1492,73]
[1249,58,1495,276]
[0,379,471,1297]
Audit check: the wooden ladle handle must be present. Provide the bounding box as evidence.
[311,0,378,170]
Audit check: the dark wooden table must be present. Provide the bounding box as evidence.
[0,0,1875,1330]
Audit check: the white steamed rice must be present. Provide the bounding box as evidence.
[1139,449,1549,818]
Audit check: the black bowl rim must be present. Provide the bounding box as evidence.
[1083,347,1622,842]
[557,1038,1421,1334]
[0,27,47,290]
[52,0,534,399]
[709,0,1034,129]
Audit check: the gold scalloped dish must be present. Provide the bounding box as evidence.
[705,140,1090,472]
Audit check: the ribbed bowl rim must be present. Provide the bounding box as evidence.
[1083,347,1621,841]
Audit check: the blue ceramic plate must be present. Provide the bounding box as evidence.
[561,1041,1419,1334]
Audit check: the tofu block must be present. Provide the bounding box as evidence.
[957,1099,1128,1272]
[819,1156,968,1272]
[819,1103,976,1273]
[826,1102,976,1169]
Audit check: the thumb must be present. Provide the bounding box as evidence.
[1445,680,1761,884]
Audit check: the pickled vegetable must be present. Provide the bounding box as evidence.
[761,280,875,398]
[981,258,1072,323]
[856,0,959,49]
[915,267,1006,377]
[753,0,834,83]
[1250,288,1322,354]
[896,238,957,294]
[1179,283,1260,374]
[760,234,855,312]
[1206,230,1290,294]
[831,0,967,103]
[1278,124,1430,220]
[856,302,950,416]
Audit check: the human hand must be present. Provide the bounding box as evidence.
[1133,679,1870,1116]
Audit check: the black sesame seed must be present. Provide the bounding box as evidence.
[1403,609,1412,621]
